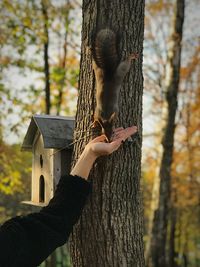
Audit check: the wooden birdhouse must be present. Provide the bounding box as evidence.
[21,114,75,207]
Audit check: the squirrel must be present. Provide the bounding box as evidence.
[92,28,138,142]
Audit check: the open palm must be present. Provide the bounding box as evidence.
[86,126,137,157]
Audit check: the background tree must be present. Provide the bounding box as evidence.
[41,0,51,114]
[150,1,185,266]
[0,1,81,266]
[143,1,200,267]
[70,1,145,266]
[0,0,80,140]
[169,51,200,267]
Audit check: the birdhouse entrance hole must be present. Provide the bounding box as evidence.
[40,154,43,168]
[39,175,45,202]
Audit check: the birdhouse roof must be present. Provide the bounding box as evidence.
[21,114,75,151]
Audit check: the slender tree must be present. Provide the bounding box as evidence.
[168,191,177,267]
[41,0,51,114]
[56,0,70,116]
[150,1,185,267]
[70,1,145,266]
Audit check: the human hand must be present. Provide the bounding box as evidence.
[71,126,137,179]
[85,126,137,158]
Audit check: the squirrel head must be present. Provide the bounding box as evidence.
[99,112,116,142]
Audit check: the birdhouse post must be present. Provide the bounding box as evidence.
[21,115,74,207]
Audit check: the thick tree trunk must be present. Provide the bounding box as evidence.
[70,1,145,266]
[41,0,51,115]
[150,1,185,267]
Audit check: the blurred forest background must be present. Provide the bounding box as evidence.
[0,0,199,267]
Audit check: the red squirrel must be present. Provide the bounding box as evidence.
[92,28,138,142]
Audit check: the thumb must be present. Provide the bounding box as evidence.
[90,134,107,144]
[108,138,122,153]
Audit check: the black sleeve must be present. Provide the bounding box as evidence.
[0,175,91,267]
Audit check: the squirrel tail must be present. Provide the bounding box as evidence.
[92,29,119,75]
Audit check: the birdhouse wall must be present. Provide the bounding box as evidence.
[53,151,61,190]
[32,134,54,204]
[61,149,73,175]
[53,149,73,190]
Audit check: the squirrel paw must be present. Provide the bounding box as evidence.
[91,120,101,129]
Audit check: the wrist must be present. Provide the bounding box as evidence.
[70,147,97,180]
[84,146,98,162]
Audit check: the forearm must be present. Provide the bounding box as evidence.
[0,127,136,267]
[70,147,97,179]
[0,175,91,267]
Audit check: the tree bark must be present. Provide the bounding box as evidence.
[150,1,185,267]
[70,1,145,266]
[168,205,177,267]
[41,0,51,115]
[41,4,54,267]
[145,165,161,266]
[56,29,68,116]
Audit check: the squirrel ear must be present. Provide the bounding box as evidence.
[109,112,116,123]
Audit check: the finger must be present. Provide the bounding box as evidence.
[108,138,123,153]
[111,128,124,141]
[113,126,137,142]
[123,126,137,141]
[113,127,124,134]
[107,126,137,153]
[113,126,137,138]
[124,126,137,138]
[90,134,107,144]
[112,132,124,141]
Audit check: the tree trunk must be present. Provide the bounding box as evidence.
[70,1,145,266]
[56,3,69,116]
[41,3,54,267]
[168,205,177,267]
[41,0,51,115]
[182,231,189,267]
[145,165,161,266]
[56,29,68,116]
[150,1,185,267]
[46,251,56,267]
